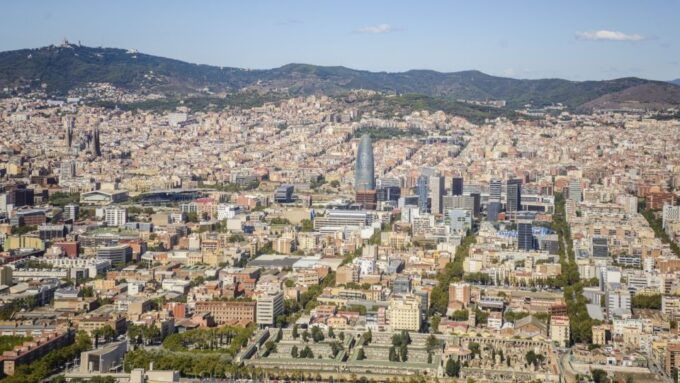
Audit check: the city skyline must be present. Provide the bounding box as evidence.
[1,2,680,383]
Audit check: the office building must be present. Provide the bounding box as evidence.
[392,275,412,294]
[60,160,76,181]
[569,178,582,203]
[0,266,13,286]
[489,179,502,201]
[356,190,377,210]
[663,203,680,229]
[517,219,534,251]
[443,195,475,212]
[256,291,284,326]
[64,203,79,221]
[376,186,401,202]
[104,206,127,227]
[506,179,522,213]
[388,295,421,331]
[607,288,632,318]
[451,176,463,196]
[97,245,132,264]
[429,175,445,215]
[550,316,570,347]
[38,224,68,240]
[448,282,471,308]
[487,200,501,222]
[470,192,481,217]
[448,208,472,232]
[274,184,294,203]
[416,175,429,213]
[592,237,609,258]
[355,134,375,191]
[79,340,127,374]
[313,210,370,230]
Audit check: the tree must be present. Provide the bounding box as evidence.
[186,212,199,223]
[430,315,441,334]
[330,341,343,357]
[275,328,283,342]
[468,342,480,358]
[292,324,299,339]
[264,340,277,355]
[592,369,609,383]
[328,327,335,338]
[452,309,469,321]
[426,334,439,353]
[388,346,398,362]
[300,219,314,232]
[291,345,299,358]
[302,330,310,342]
[399,344,408,362]
[311,326,324,343]
[361,329,372,346]
[631,294,662,310]
[301,346,314,358]
[446,358,461,377]
[357,348,366,360]
[526,350,538,366]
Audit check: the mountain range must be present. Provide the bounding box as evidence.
[1,43,679,110]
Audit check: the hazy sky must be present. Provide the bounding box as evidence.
[1,0,679,80]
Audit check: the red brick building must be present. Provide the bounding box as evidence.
[194,300,256,326]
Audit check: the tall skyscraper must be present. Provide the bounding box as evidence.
[91,125,101,156]
[506,179,522,213]
[487,200,501,222]
[355,134,375,191]
[470,192,481,218]
[569,178,582,203]
[489,179,502,201]
[451,177,464,196]
[517,219,534,251]
[429,175,445,214]
[417,175,429,213]
[63,116,74,148]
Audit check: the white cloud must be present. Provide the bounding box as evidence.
[354,24,393,34]
[576,30,644,42]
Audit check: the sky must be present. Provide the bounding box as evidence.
[1,0,679,81]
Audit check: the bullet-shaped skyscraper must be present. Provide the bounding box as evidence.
[355,134,375,191]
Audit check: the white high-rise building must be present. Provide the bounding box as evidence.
[489,179,502,201]
[607,288,632,318]
[429,175,445,215]
[60,159,76,181]
[569,178,582,203]
[217,204,239,221]
[104,206,127,227]
[448,208,472,232]
[616,195,638,215]
[388,295,421,331]
[64,204,79,221]
[662,204,680,229]
[256,291,284,326]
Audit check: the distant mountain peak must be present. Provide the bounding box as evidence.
[0,44,679,110]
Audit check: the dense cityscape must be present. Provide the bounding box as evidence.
[1,2,680,383]
[0,83,679,383]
